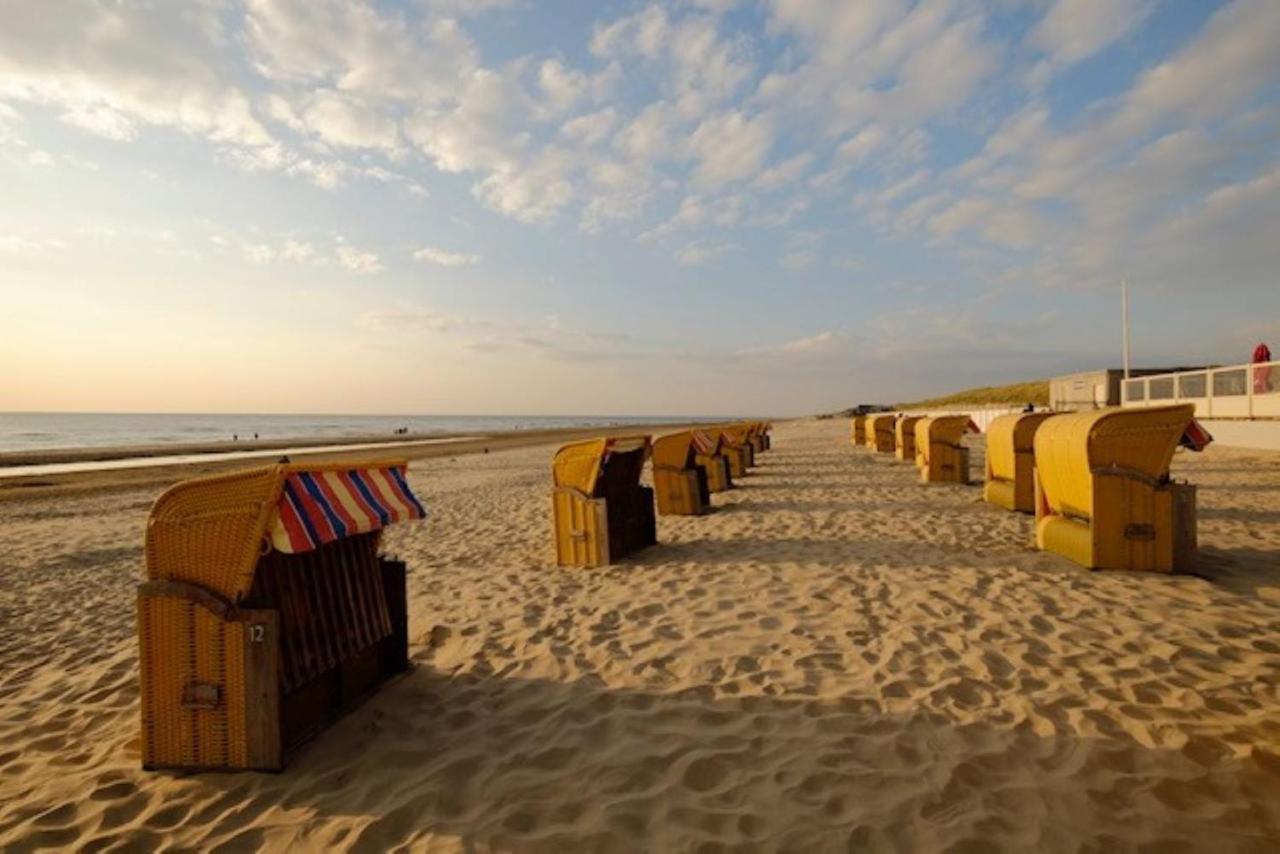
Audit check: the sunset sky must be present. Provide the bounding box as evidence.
[2,0,1278,415]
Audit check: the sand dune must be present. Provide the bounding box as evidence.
[2,417,1280,851]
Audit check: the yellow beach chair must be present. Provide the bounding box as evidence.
[915,416,978,484]
[850,416,867,447]
[704,428,750,479]
[692,429,734,492]
[1034,405,1198,572]
[721,424,757,470]
[895,415,925,462]
[552,436,657,567]
[652,431,712,516]
[138,461,426,771]
[983,412,1056,513]
[867,414,897,453]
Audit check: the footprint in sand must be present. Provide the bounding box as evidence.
[682,754,735,792]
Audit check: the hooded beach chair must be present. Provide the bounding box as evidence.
[850,416,867,447]
[552,436,657,567]
[915,416,979,484]
[138,461,426,771]
[721,425,757,470]
[894,415,925,462]
[749,421,772,453]
[652,431,712,516]
[759,421,773,451]
[983,412,1056,513]
[692,429,733,492]
[867,414,897,453]
[1033,405,1204,572]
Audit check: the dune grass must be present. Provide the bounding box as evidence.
[895,379,1049,409]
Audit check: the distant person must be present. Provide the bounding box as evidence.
[1254,342,1273,393]
[233,433,238,441]
[254,432,259,440]
[1023,402,1035,413]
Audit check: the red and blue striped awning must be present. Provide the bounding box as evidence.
[269,465,427,553]
[1180,419,1214,453]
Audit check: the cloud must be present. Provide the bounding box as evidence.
[413,246,481,266]
[300,89,400,150]
[281,240,315,263]
[779,250,817,272]
[337,244,383,274]
[676,240,737,266]
[359,308,464,331]
[243,243,276,264]
[0,234,66,254]
[406,68,530,174]
[781,331,838,353]
[759,1,999,135]
[58,104,137,141]
[0,1,273,149]
[1031,0,1154,67]
[244,0,475,102]
[688,110,772,186]
[754,153,813,191]
[536,59,588,117]
[473,148,576,223]
[592,5,754,116]
[560,107,619,146]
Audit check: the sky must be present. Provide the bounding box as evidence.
[1,0,1278,417]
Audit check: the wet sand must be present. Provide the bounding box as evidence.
[1,417,1279,851]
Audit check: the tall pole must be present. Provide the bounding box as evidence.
[1121,279,1131,380]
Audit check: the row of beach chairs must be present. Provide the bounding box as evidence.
[550,422,772,567]
[850,404,1207,574]
[135,422,771,772]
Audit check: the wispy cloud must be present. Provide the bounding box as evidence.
[413,246,481,267]
[336,244,383,275]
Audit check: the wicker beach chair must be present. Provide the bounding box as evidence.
[138,461,427,771]
[652,431,712,516]
[915,416,979,484]
[745,422,769,454]
[692,429,734,492]
[867,414,897,453]
[1033,405,1201,572]
[850,416,867,447]
[552,436,657,567]
[983,412,1056,513]
[720,425,757,471]
[894,415,925,462]
[759,421,773,451]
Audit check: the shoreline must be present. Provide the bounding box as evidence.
[0,434,486,478]
[0,420,754,502]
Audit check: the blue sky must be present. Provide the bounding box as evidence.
[2,0,1278,415]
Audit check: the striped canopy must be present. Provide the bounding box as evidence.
[1180,419,1214,453]
[270,465,427,553]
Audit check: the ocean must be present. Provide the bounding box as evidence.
[0,412,725,454]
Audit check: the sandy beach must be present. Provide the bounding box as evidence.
[2,416,1280,851]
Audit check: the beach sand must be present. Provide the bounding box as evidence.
[2,417,1279,851]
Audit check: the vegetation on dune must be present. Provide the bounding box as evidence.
[894,380,1049,409]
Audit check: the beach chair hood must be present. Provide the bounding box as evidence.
[653,432,697,470]
[691,429,721,455]
[145,461,426,602]
[986,412,1056,482]
[553,436,652,495]
[1034,405,1194,520]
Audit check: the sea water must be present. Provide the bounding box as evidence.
[0,412,726,454]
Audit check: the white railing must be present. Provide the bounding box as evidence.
[1121,360,1280,418]
[900,404,1044,432]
